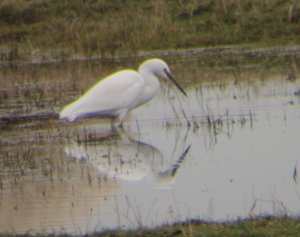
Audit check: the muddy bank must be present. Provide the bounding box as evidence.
[1,45,300,68]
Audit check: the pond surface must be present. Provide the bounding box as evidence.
[1,53,300,234]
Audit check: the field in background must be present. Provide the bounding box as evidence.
[0,0,300,62]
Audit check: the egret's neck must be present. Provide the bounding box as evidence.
[137,69,160,106]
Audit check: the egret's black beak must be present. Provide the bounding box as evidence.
[164,69,187,97]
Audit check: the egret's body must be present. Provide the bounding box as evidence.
[59,58,186,126]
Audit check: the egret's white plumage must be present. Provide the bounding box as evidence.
[59,58,186,126]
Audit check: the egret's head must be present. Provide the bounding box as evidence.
[139,58,187,97]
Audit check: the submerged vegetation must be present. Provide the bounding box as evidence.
[0,0,300,62]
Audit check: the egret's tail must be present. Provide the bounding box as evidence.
[59,105,78,122]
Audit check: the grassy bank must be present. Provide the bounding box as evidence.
[0,0,300,62]
[0,217,299,237]
[99,217,300,237]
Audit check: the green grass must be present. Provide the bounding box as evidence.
[0,217,299,237]
[0,0,300,62]
[91,217,300,237]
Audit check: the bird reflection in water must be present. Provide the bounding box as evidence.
[64,127,191,187]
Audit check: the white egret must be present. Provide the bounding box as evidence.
[59,58,187,126]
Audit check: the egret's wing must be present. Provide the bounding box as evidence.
[60,70,145,120]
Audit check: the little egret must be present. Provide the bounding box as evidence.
[59,58,187,126]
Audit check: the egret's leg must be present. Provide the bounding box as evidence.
[117,123,124,128]
[118,109,129,128]
[110,117,117,130]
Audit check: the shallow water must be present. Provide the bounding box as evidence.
[1,55,300,234]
